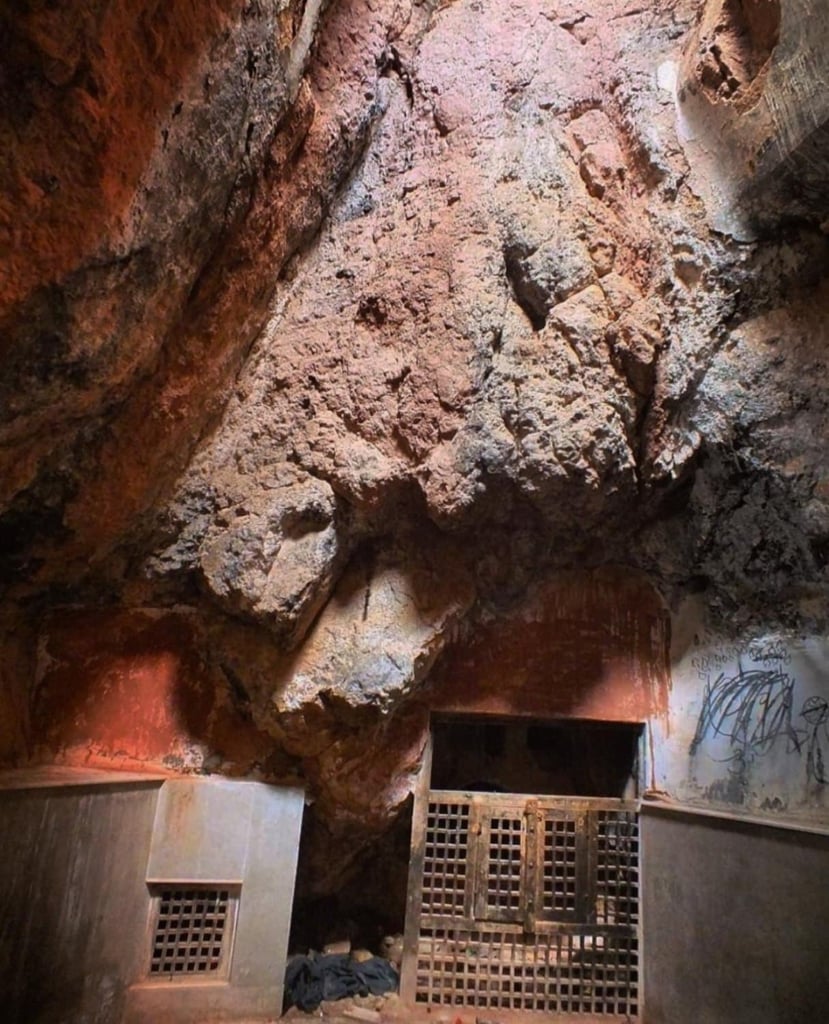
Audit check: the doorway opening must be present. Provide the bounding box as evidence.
[402,717,643,1019]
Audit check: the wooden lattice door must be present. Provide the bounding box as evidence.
[402,790,640,1018]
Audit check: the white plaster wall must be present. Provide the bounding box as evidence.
[649,599,829,824]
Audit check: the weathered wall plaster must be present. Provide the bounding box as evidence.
[642,806,829,1024]
[0,775,162,1024]
[429,567,670,724]
[30,609,282,778]
[652,599,829,823]
[125,778,305,1024]
[0,772,304,1024]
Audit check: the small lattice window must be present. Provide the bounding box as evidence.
[148,884,239,980]
[543,816,578,916]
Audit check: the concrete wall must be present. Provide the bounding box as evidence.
[125,778,304,1023]
[0,771,304,1024]
[0,772,163,1024]
[642,803,829,1024]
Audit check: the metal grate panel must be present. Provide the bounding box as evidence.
[596,810,639,927]
[149,886,236,978]
[415,926,638,1015]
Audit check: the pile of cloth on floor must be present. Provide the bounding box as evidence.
[285,951,399,1012]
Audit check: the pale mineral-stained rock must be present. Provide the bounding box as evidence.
[676,0,829,232]
[267,543,474,722]
[152,462,347,646]
[159,0,828,697]
[190,532,474,820]
[173,0,673,552]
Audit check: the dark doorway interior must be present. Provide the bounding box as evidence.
[288,800,413,957]
[430,716,642,797]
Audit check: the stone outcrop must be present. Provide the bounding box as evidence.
[2,0,829,885]
[677,0,829,232]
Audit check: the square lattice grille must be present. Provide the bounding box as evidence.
[411,794,640,1018]
[422,801,470,916]
[485,816,523,915]
[148,885,237,979]
[596,810,639,926]
[415,926,638,1016]
[542,817,577,915]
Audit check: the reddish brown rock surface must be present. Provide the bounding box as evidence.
[30,609,281,776]
[2,0,829,886]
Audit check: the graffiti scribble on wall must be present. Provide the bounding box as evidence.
[801,696,829,784]
[689,666,801,761]
[690,639,828,788]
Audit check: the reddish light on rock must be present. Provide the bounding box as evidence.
[30,609,273,775]
[429,568,670,724]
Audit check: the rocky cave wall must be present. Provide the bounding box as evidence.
[2,0,829,893]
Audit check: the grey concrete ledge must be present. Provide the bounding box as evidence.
[0,765,168,791]
[640,794,829,838]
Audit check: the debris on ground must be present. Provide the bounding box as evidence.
[284,952,399,1012]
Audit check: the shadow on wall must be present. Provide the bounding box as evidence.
[681,452,827,628]
[27,608,282,777]
[289,797,414,956]
[0,779,161,1024]
[676,0,829,230]
[0,617,35,766]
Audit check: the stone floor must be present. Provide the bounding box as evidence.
[281,995,622,1024]
[204,1001,624,1024]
